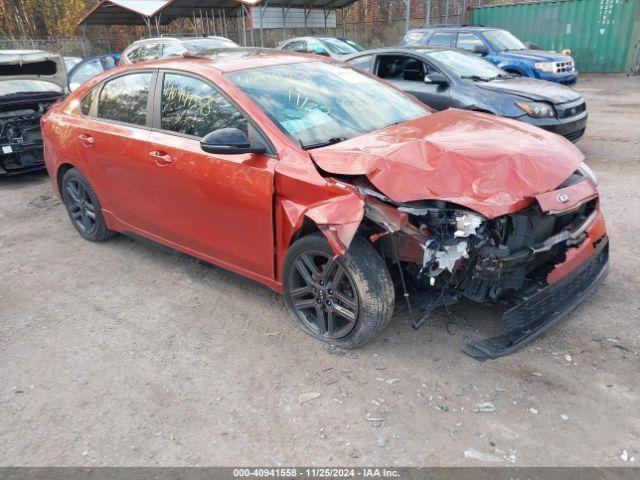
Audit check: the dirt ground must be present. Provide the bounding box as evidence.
[1,74,639,467]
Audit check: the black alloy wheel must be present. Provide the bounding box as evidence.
[65,177,97,235]
[288,250,359,339]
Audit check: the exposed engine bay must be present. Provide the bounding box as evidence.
[0,50,67,176]
[351,166,608,360]
[0,97,61,175]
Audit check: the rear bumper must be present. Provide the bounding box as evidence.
[463,236,609,360]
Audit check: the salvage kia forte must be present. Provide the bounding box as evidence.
[41,49,608,359]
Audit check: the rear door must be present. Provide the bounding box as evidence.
[374,54,452,110]
[145,71,276,277]
[75,70,159,232]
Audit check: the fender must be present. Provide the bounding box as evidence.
[497,63,531,77]
[279,193,364,257]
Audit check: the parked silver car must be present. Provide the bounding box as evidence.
[121,36,239,65]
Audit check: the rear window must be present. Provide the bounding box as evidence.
[183,39,238,51]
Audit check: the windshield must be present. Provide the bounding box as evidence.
[321,38,358,55]
[428,50,506,80]
[484,30,526,51]
[184,39,238,51]
[227,62,429,149]
[0,79,63,97]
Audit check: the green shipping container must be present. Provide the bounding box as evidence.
[471,0,640,73]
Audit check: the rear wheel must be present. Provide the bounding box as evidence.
[61,168,115,242]
[283,233,395,349]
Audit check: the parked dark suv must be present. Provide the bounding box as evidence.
[401,27,578,85]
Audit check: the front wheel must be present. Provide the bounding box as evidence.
[283,233,395,349]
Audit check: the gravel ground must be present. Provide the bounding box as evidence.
[0,74,639,467]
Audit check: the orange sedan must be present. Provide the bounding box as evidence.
[41,49,608,359]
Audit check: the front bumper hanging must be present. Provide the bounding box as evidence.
[462,237,609,360]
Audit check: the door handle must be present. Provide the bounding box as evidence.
[79,134,94,147]
[150,150,173,166]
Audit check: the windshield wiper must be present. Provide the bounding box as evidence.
[301,136,348,150]
[460,75,490,82]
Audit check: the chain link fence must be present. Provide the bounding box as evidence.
[0,36,115,58]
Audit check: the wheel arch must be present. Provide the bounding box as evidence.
[56,163,76,197]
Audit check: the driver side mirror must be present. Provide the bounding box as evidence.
[472,45,490,56]
[424,72,450,86]
[200,128,266,155]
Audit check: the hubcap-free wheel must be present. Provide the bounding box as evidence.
[289,250,359,339]
[65,178,97,234]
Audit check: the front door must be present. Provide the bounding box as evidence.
[146,72,276,278]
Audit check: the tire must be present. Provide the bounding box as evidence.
[283,232,395,349]
[61,168,115,242]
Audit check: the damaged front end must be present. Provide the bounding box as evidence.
[357,170,608,360]
[0,51,67,175]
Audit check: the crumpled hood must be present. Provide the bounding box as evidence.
[0,50,67,91]
[476,77,581,104]
[310,109,585,218]
[499,49,573,63]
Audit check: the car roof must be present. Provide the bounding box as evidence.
[349,45,456,55]
[136,48,328,73]
[407,26,501,33]
[128,36,233,46]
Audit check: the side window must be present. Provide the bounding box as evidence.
[428,32,454,47]
[456,33,485,52]
[282,41,305,52]
[162,43,184,58]
[403,31,427,45]
[138,43,161,62]
[97,73,152,126]
[126,46,141,63]
[306,39,328,55]
[161,73,248,138]
[80,88,98,116]
[348,55,373,72]
[376,55,426,81]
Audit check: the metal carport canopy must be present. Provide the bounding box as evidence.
[79,0,172,25]
[250,0,359,7]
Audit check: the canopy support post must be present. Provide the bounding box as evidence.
[424,0,431,27]
[81,24,89,57]
[222,9,227,38]
[404,0,410,34]
[259,1,269,48]
[240,7,247,46]
[342,8,346,38]
[192,10,198,36]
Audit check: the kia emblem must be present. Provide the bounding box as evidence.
[557,193,570,203]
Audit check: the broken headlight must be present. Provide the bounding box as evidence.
[420,210,486,277]
[578,162,597,185]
